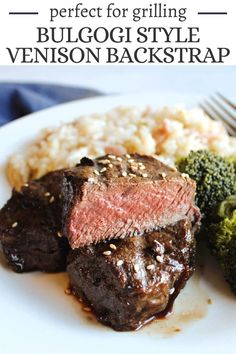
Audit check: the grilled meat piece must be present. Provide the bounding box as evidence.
[67,219,196,331]
[0,154,200,276]
[0,153,201,332]
[63,154,200,249]
[0,170,69,272]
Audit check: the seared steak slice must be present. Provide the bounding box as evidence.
[67,219,196,331]
[0,170,69,272]
[63,154,200,249]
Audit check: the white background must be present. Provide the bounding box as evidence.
[0,0,235,64]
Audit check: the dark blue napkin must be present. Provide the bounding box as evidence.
[0,83,101,125]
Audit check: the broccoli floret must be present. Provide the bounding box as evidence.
[177,150,236,220]
[209,195,236,293]
[227,156,236,174]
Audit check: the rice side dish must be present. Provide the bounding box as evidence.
[7,105,236,190]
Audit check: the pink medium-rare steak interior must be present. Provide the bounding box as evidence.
[62,154,200,249]
[67,178,196,249]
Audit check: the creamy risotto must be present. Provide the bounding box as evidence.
[7,105,236,189]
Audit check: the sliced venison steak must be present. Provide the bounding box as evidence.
[63,154,200,249]
[67,218,196,331]
[0,170,69,273]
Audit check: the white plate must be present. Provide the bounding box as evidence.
[0,92,235,354]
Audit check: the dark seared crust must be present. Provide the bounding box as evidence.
[62,154,200,249]
[0,154,200,278]
[0,170,69,273]
[0,153,200,332]
[67,219,196,331]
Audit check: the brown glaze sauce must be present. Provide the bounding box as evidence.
[65,264,209,335]
[142,267,209,337]
[64,289,103,329]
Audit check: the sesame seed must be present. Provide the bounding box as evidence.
[146,264,155,270]
[155,244,165,255]
[182,173,189,179]
[131,165,138,171]
[139,165,146,170]
[125,154,131,158]
[64,288,71,295]
[108,155,116,160]
[121,171,127,177]
[117,157,122,162]
[128,159,135,163]
[99,159,110,164]
[142,173,148,178]
[83,307,91,312]
[129,173,136,178]
[110,244,117,250]
[93,170,100,176]
[23,183,29,187]
[108,163,113,168]
[12,222,18,228]
[44,192,50,197]
[161,172,167,178]
[49,196,55,203]
[117,260,124,266]
[172,167,178,172]
[100,167,107,173]
[134,264,139,272]
[103,250,111,256]
[156,255,164,263]
[57,232,62,237]
[88,177,95,183]
[138,162,144,166]
[169,288,175,295]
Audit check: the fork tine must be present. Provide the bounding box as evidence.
[216,92,236,112]
[204,99,236,135]
[200,101,236,136]
[205,100,236,130]
[210,96,236,129]
[199,103,217,121]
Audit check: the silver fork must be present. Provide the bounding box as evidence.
[200,93,236,136]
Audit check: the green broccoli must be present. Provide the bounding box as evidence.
[177,150,236,221]
[227,155,236,174]
[209,194,236,293]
